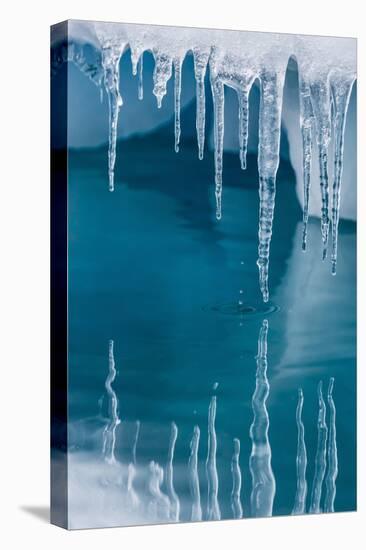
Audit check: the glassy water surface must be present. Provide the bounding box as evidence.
[66,132,356,528]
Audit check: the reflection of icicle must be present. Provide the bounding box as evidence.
[166,422,180,522]
[299,78,314,251]
[148,461,171,521]
[211,78,225,220]
[189,425,202,521]
[206,394,221,520]
[309,381,328,514]
[127,462,139,509]
[231,438,243,519]
[102,340,121,464]
[132,420,140,465]
[138,54,144,100]
[324,378,338,512]
[256,71,285,302]
[173,58,182,153]
[292,389,308,515]
[331,78,354,274]
[153,52,173,108]
[249,320,276,517]
[238,88,249,170]
[99,40,125,192]
[310,79,332,259]
[193,49,209,160]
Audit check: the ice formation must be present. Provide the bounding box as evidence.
[87,22,356,301]
[324,378,338,512]
[52,22,357,300]
[166,422,180,521]
[206,393,221,520]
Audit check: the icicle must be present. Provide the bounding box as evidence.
[309,381,328,514]
[138,54,144,100]
[206,394,221,520]
[211,78,225,220]
[299,78,314,251]
[100,41,125,191]
[231,438,243,519]
[193,49,209,160]
[238,88,249,170]
[189,425,202,521]
[153,52,173,108]
[292,388,308,515]
[148,461,171,521]
[100,86,104,104]
[132,420,140,465]
[324,378,338,512]
[166,422,180,521]
[102,340,121,464]
[309,79,332,259]
[331,78,354,274]
[173,57,182,153]
[256,71,285,302]
[249,320,276,517]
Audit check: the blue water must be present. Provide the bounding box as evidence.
[66,126,356,528]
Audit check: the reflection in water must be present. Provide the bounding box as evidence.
[231,438,243,519]
[189,425,202,521]
[166,422,180,521]
[249,320,276,517]
[148,461,171,521]
[292,388,308,515]
[68,337,340,527]
[102,340,121,464]
[132,420,140,465]
[309,381,328,514]
[324,379,338,513]
[206,393,221,520]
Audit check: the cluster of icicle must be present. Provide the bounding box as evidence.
[88,22,356,302]
[101,328,338,521]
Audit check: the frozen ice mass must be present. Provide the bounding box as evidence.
[57,21,356,302]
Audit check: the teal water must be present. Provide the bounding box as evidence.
[66,134,356,528]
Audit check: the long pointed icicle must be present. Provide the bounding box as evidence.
[238,88,250,170]
[100,42,124,192]
[299,78,315,251]
[231,438,243,519]
[173,58,182,153]
[193,49,209,160]
[249,320,276,517]
[309,381,328,514]
[310,79,332,259]
[211,78,225,220]
[257,72,284,302]
[138,54,144,100]
[153,52,173,108]
[189,425,202,521]
[331,78,354,274]
[206,394,221,520]
[102,340,121,464]
[324,378,338,512]
[166,422,180,522]
[292,388,308,515]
